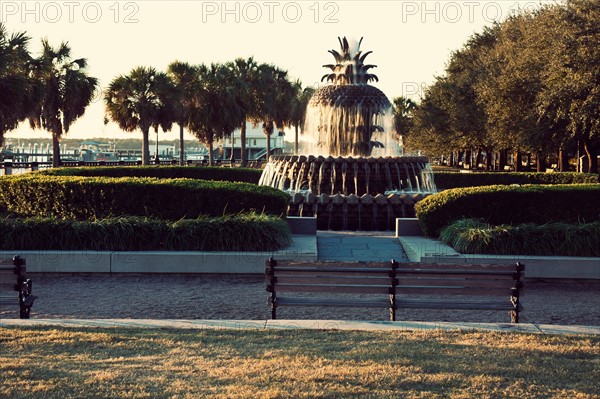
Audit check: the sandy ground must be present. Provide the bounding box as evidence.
[1,274,599,325]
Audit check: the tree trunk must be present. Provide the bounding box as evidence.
[266,132,271,163]
[52,132,61,168]
[536,151,546,172]
[142,128,150,165]
[485,148,493,170]
[179,122,185,165]
[464,149,472,169]
[475,149,483,169]
[584,140,598,174]
[513,151,522,172]
[230,133,235,166]
[240,121,247,167]
[498,149,507,171]
[208,139,214,166]
[558,147,569,172]
[294,124,299,154]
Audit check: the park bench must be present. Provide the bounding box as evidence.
[0,256,37,318]
[265,259,524,323]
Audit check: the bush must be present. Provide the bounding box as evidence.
[416,184,600,236]
[433,172,599,190]
[0,213,292,251]
[0,175,289,220]
[36,166,263,184]
[440,218,600,257]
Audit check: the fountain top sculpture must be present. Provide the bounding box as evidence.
[305,37,392,157]
[321,37,378,85]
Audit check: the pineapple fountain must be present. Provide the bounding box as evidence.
[259,37,437,230]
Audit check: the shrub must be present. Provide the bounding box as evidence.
[440,218,600,257]
[433,172,599,190]
[0,213,292,251]
[416,184,600,236]
[0,175,289,220]
[36,166,263,184]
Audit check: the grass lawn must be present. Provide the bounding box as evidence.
[1,326,598,398]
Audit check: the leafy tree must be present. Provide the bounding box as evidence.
[28,40,98,167]
[410,79,455,159]
[167,61,199,165]
[537,0,600,172]
[104,66,173,165]
[0,24,36,147]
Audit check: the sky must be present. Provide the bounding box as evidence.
[3,0,559,141]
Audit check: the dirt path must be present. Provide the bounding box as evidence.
[1,274,598,325]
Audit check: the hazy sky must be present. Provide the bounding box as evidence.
[3,0,557,141]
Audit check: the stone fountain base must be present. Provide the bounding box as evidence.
[287,191,431,231]
[260,155,438,231]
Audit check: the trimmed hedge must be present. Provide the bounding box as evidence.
[0,175,289,220]
[416,184,600,237]
[440,218,600,257]
[35,166,263,184]
[0,214,292,251]
[433,172,599,190]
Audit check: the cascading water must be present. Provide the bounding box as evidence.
[259,37,437,231]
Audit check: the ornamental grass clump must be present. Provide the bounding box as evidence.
[440,218,600,257]
[0,213,292,251]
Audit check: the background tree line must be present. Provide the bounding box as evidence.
[0,23,314,166]
[395,0,599,173]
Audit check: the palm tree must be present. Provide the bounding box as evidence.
[226,57,265,166]
[28,40,97,166]
[188,63,244,166]
[257,66,296,162]
[0,24,37,147]
[288,81,315,154]
[104,66,173,165]
[167,61,198,165]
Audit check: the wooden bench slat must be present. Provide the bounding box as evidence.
[395,269,516,277]
[275,297,391,308]
[274,284,393,295]
[396,278,517,289]
[271,266,392,275]
[274,276,395,285]
[396,299,518,311]
[397,287,511,296]
[400,263,521,271]
[0,281,18,291]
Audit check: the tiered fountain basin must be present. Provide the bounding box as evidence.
[259,154,437,231]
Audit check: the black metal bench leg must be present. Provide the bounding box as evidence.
[19,305,31,319]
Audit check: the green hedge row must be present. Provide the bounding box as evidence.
[0,175,289,220]
[36,166,263,184]
[433,172,599,190]
[0,214,291,251]
[440,218,600,257]
[416,184,600,237]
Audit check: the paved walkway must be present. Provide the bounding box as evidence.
[2,318,599,335]
[317,231,408,262]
